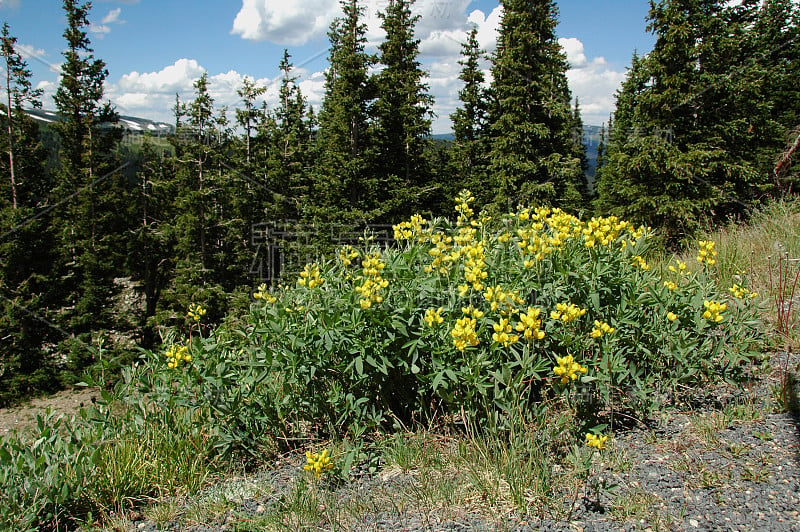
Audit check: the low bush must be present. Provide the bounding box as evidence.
[0,191,768,529]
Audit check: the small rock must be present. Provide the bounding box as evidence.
[689,519,699,528]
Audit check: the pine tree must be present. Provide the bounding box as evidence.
[0,24,57,402]
[373,0,434,219]
[268,51,313,220]
[125,138,174,348]
[595,1,794,244]
[488,0,581,211]
[595,123,606,175]
[236,77,266,166]
[315,0,379,221]
[1,22,44,209]
[50,0,126,375]
[449,27,491,207]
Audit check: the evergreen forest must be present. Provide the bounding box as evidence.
[1,0,798,404]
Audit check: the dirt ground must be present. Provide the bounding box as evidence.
[0,387,102,436]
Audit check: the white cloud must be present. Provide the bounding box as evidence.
[74,6,622,133]
[102,7,123,25]
[231,0,341,45]
[105,58,327,124]
[558,38,626,126]
[559,37,587,69]
[91,7,125,38]
[118,58,206,94]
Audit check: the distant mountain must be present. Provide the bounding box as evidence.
[22,108,174,136]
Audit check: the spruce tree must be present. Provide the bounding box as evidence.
[449,27,491,207]
[236,77,266,166]
[373,0,434,219]
[487,0,582,211]
[0,24,57,402]
[595,1,795,244]
[315,0,379,222]
[51,0,126,375]
[1,22,44,209]
[268,51,313,220]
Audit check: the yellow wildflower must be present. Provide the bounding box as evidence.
[667,312,678,322]
[553,354,588,385]
[632,255,650,271]
[729,283,758,299]
[491,318,519,347]
[304,449,334,478]
[165,344,191,368]
[187,304,207,323]
[424,307,445,327]
[586,433,608,450]
[550,302,587,323]
[298,263,325,289]
[702,300,727,322]
[450,316,479,351]
[253,283,277,303]
[697,240,717,267]
[590,320,615,338]
[668,260,687,274]
[515,307,545,340]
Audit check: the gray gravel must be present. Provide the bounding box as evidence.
[123,377,800,531]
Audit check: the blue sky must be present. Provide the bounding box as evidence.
[1,0,656,132]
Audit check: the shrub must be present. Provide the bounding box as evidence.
[126,190,765,456]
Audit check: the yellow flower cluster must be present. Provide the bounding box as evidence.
[338,245,359,267]
[553,354,588,385]
[702,300,727,322]
[513,208,580,266]
[454,189,475,226]
[586,433,608,450]
[729,283,758,299]
[492,318,519,347]
[393,214,428,241]
[165,344,191,369]
[304,449,334,478]
[550,302,587,323]
[663,280,678,291]
[426,233,458,276]
[355,253,389,309]
[590,320,615,338]
[697,240,717,266]
[253,283,277,303]
[298,263,325,289]
[463,240,488,291]
[582,216,630,248]
[462,305,485,319]
[632,255,650,271]
[187,304,207,323]
[668,260,687,274]
[424,307,445,327]
[515,307,545,340]
[667,311,678,322]
[450,316,479,351]
[484,285,524,315]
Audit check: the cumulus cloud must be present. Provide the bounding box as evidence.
[105,58,328,124]
[91,7,125,38]
[558,38,626,126]
[95,5,623,132]
[231,0,341,45]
